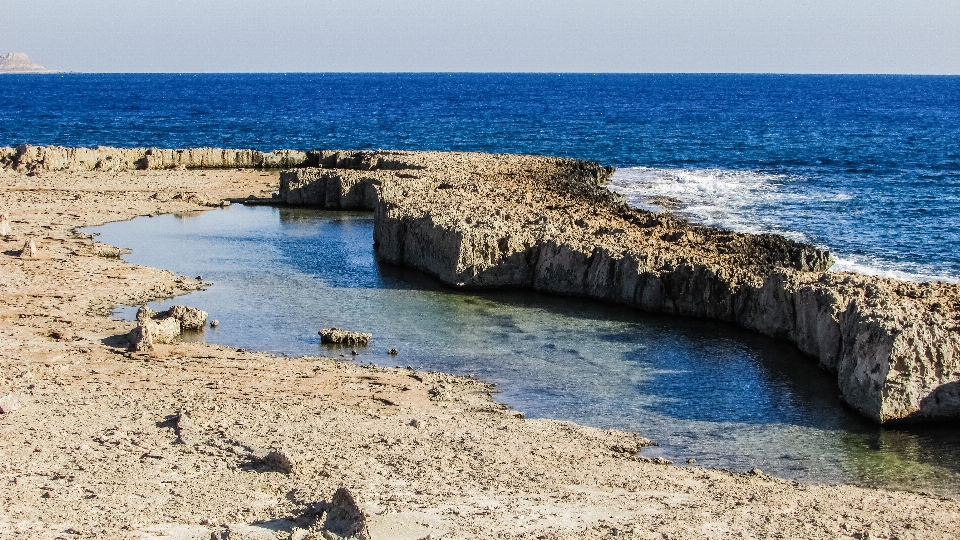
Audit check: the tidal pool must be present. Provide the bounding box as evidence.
[87,204,960,496]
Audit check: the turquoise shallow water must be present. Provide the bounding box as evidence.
[87,204,960,496]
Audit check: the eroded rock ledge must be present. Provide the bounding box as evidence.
[277,150,960,425]
[5,146,958,424]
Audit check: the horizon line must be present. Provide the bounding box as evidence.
[5,70,960,77]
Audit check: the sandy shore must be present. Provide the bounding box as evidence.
[1,167,959,539]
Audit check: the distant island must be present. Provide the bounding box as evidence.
[0,52,51,73]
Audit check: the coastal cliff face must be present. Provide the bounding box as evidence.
[278,150,960,425]
[5,146,958,423]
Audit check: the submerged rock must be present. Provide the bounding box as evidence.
[319,328,372,346]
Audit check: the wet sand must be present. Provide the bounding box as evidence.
[1,167,959,539]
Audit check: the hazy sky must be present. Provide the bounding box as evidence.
[2,0,959,73]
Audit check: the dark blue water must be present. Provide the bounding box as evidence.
[3,73,960,281]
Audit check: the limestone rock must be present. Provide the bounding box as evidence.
[282,149,959,424]
[0,210,10,236]
[19,237,39,258]
[127,304,206,351]
[263,449,297,474]
[319,328,372,346]
[0,145,311,174]
[322,487,369,540]
[0,393,22,414]
[165,305,208,331]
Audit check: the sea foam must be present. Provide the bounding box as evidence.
[609,167,958,284]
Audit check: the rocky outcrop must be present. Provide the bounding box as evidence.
[127,305,209,351]
[0,145,311,173]
[319,328,372,346]
[280,150,960,425]
[0,53,49,73]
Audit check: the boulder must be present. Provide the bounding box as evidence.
[319,328,372,346]
[127,304,207,351]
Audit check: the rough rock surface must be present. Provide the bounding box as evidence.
[319,328,373,346]
[280,150,960,424]
[0,145,310,173]
[0,52,49,73]
[2,164,959,538]
[127,304,208,351]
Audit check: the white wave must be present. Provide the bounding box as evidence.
[609,166,805,237]
[831,257,960,285]
[608,167,956,284]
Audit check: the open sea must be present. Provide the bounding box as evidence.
[4,73,960,494]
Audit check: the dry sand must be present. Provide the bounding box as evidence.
[1,168,958,539]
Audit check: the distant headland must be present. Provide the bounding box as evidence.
[0,52,51,73]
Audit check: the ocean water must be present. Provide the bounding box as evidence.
[3,73,960,281]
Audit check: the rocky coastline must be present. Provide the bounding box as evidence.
[4,144,959,424]
[279,150,960,425]
[3,146,960,538]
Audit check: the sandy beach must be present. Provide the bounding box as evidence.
[1,166,959,539]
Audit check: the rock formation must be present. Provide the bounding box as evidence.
[319,327,373,346]
[0,53,49,73]
[0,145,311,173]
[128,305,209,351]
[279,150,960,425]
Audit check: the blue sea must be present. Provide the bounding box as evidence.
[3,73,960,282]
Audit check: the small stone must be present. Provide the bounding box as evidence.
[687,458,697,464]
[19,237,39,258]
[165,305,208,331]
[387,348,399,356]
[319,327,372,346]
[0,394,22,414]
[264,449,297,474]
[174,409,194,445]
[210,319,219,328]
[409,419,420,428]
[323,487,369,540]
[0,210,10,236]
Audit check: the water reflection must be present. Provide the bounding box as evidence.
[88,205,960,496]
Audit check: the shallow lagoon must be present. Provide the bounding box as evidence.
[88,204,960,495]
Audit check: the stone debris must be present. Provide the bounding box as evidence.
[127,304,208,351]
[167,305,208,331]
[319,328,372,346]
[0,393,22,414]
[174,409,194,445]
[321,487,370,540]
[19,237,39,258]
[263,449,297,475]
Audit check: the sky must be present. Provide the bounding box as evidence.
[2,0,959,74]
